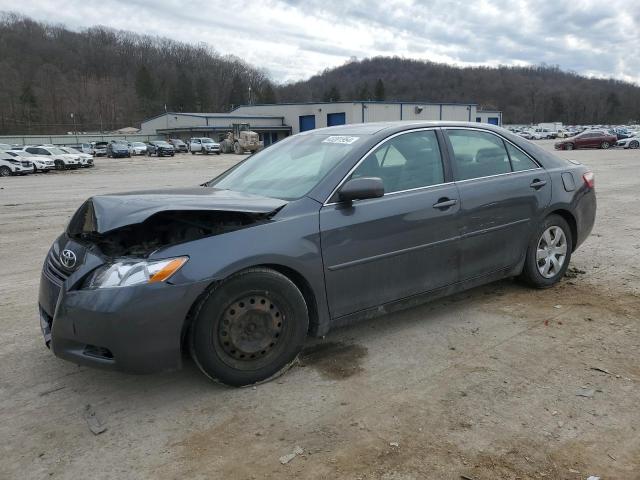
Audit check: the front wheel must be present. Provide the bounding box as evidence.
[191,150,196,155]
[54,160,65,170]
[600,141,610,149]
[0,166,11,177]
[629,140,639,149]
[33,165,38,174]
[565,143,574,150]
[520,215,572,288]
[190,268,309,387]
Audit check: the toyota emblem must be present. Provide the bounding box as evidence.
[60,249,77,269]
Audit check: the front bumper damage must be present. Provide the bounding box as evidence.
[39,235,209,373]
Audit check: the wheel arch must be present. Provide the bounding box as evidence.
[548,209,577,250]
[180,263,321,355]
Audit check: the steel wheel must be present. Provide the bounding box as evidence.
[536,226,568,279]
[218,294,284,366]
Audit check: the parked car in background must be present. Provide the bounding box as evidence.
[554,130,617,150]
[615,134,640,149]
[4,150,54,173]
[60,147,94,167]
[168,139,188,152]
[24,146,81,170]
[107,141,131,158]
[130,142,147,156]
[517,131,534,140]
[39,122,596,386]
[0,143,12,151]
[146,140,175,157]
[189,137,221,155]
[91,142,108,157]
[0,151,33,176]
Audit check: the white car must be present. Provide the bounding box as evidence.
[0,151,33,176]
[130,141,147,155]
[4,150,54,172]
[615,135,640,149]
[60,147,94,167]
[189,137,221,155]
[24,146,81,170]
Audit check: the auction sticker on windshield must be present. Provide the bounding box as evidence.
[322,136,360,145]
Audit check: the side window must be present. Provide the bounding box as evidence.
[447,130,510,181]
[505,143,538,171]
[350,130,444,194]
[26,147,36,154]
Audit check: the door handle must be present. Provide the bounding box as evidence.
[433,198,457,209]
[530,179,547,189]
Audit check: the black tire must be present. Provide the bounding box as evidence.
[0,166,11,177]
[216,152,220,155]
[629,140,639,149]
[191,150,196,155]
[33,165,37,174]
[54,160,65,171]
[520,214,573,288]
[190,268,309,387]
[565,143,574,150]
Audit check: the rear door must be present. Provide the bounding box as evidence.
[320,129,461,318]
[443,128,551,281]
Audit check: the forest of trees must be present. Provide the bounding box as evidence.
[277,57,640,125]
[1,13,639,135]
[0,13,275,134]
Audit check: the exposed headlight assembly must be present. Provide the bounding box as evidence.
[85,256,188,289]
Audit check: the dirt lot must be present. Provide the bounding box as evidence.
[1,142,639,479]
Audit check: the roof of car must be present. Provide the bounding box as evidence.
[303,121,510,136]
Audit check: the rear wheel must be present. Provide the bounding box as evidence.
[600,141,610,149]
[191,150,196,155]
[0,166,11,177]
[520,214,572,288]
[190,268,309,386]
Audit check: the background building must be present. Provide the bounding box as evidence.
[138,102,502,147]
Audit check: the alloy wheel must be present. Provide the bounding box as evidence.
[536,226,568,279]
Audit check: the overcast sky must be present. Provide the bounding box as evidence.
[4,0,640,84]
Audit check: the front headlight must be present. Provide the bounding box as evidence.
[85,256,188,289]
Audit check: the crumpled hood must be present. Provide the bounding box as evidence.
[68,187,287,234]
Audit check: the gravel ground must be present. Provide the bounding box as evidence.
[1,142,639,479]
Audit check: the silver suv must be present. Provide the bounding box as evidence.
[189,137,221,155]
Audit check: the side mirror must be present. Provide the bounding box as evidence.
[338,177,384,202]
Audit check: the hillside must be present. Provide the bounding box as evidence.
[1,13,639,135]
[276,57,640,125]
[0,13,276,134]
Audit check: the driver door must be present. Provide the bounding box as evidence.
[320,129,460,319]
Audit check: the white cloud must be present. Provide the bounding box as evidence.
[2,0,639,84]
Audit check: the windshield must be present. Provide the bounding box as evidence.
[201,138,214,143]
[63,147,81,154]
[172,139,185,144]
[132,142,145,147]
[156,141,171,146]
[207,134,362,200]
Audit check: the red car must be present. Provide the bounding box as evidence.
[555,130,616,150]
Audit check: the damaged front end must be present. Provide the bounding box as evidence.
[66,188,287,257]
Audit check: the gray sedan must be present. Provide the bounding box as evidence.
[39,121,596,386]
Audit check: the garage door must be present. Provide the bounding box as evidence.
[327,112,346,127]
[299,115,316,132]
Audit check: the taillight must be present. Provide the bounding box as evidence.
[583,171,595,188]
